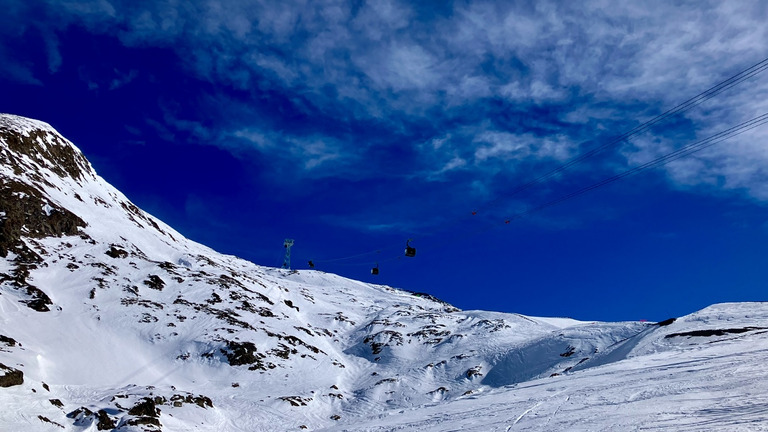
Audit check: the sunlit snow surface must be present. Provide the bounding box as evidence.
[1,113,767,431]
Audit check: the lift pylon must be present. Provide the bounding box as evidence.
[282,239,295,269]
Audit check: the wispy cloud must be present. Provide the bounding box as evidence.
[231,128,352,172]
[109,69,138,90]
[8,0,768,206]
[0,56,42,86]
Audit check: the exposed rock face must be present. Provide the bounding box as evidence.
[221,341,265,368]
[0,115,89,312]
[0,115,91,257]
[95,410,116,430]
[128,397,161,417]
[0,179,86,312]
[0,363,23,387]
[0,180,86,258]
[0,116,92,182]
[66,389,213,431]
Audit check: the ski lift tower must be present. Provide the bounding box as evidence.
[282,239,295,270]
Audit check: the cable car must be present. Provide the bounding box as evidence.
[308,260,315,268]
[371,263,379,275]
[405,239,416,257]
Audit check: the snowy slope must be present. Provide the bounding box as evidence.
[327,302,768,431]
[1,114,767,431]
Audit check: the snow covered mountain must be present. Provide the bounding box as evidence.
[1,113,767,431]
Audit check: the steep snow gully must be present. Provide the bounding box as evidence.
[1,114,767,431]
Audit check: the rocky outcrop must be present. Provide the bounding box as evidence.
[0,363,23,387]
[0,179,86,258]
[0,116,92,182]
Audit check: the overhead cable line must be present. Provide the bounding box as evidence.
[422,111,768,252]
[508,112,768,220]
[379,56,768,254]
[306,56,768,270]
[311,248,383,264]
[483,56,768,206]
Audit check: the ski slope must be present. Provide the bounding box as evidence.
[1,113,767,431]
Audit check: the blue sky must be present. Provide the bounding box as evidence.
[3,0,768,321]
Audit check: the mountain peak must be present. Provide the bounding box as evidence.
[0,113,93,183]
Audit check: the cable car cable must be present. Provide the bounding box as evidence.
[419,111,768,253]
[305,56,768,270]
[369,56,768,257]
[476,56,768,213]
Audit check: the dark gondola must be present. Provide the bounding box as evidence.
[405,239,416,257]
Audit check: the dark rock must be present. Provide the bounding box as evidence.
[560,346,576,357]
[279,396,311,407]
[23,293,53,312]
[105,245,128,259]
[375,378,398,386]
[67,407,94,419]
[427,387,448,395]
[143,275,165,291]
[128,398,160,417]
[221,341,265,369]
[37,415,64,429]
[657,318,677,326]
[363,330,404,355]
[402,290,460,312]
[125,416,161,427]
[0,241,54,312]
[207,292,223,304]
[95,409,116,430]
[170,393,213,408]
[0,178,86,258]
[665,326,768,338]
[67,406,118,430]
[466,366,483,379]
[0,125,90,181]
[0,334,17,347]
[0,363,23,387]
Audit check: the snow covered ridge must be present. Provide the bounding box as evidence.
[0,113,94,183]
[1,114,768,431]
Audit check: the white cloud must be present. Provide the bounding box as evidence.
[0,58,42,86]
[41,30,62,73]
[474,132,574,163]
[232,127,354,174]
[23,0,768,201]
[474,132,532,162]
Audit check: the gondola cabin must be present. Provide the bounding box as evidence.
[405,239,416,257]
